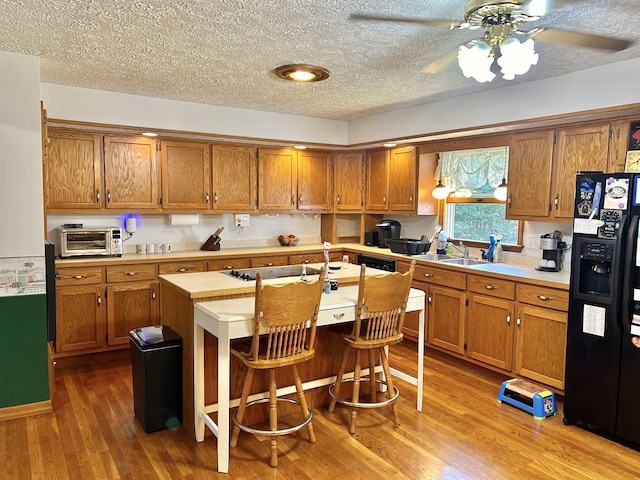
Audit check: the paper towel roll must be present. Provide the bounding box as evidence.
[169,214,200,226]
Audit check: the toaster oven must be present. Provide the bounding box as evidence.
[57,226,123,258]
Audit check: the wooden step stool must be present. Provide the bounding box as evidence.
[497,378,557,420]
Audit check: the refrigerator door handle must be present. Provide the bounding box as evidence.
[621,214,639,331]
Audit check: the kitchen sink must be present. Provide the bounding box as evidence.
[411,253,458,261]
[438,258,488,266]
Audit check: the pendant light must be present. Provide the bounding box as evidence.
[432,154,450,200]
[493,147,508,201]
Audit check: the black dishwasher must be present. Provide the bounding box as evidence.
[356,254,397,272]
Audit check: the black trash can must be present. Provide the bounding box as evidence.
[129,325,182,433]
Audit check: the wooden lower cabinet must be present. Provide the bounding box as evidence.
[250,255,289,267]
[514,284,569,390]
[428,285,467,355]
[56,284,105,353]
[106,281,159,345]
[466,293,515,370]
[208,258,251,271]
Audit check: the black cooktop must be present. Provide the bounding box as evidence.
[224,265,322,281]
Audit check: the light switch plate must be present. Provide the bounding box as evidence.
[235,214,250,227]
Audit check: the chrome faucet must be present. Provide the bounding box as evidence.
[448,241,469,258]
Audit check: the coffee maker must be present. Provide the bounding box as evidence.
[535,230,566,272]
[376,219,401,248]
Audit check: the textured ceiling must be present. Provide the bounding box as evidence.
[0,0,637,121]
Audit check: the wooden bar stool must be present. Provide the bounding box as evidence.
[328,261,415,433]
[229,268,325,468]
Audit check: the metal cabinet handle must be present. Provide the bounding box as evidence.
[266,262,274,266]
[97,293,101,305]
[205,192,209,204]
[423,273,434,278]
[506,311,511,325]
[554,193,559,209]
[537,295,551,301]
[427,294,432,304]
[124,272,138,276]
[107,190,111,202]
[383,195,387,205]
[70,275,87,279]
[152,289,156,300]
[214,192,218,204]
[336,194,341,204]
[484,285,496,290]
[176,268,187,272]
[292,194,296,205]
[333,313,345,319]
[409,195,413,204]
[96,190,101,202]
[517,313,522,328]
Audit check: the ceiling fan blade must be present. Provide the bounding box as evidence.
[529,27,632,51]
[350,13,465,29]
[422,47,460,74]
[520,0,576,18]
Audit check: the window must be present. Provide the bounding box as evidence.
[439,147,520,246]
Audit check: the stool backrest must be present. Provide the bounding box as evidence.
[354,261,415,344]
[250,268,325,363]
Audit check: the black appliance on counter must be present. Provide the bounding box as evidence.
[364,231,379,247]
[564,172,640,448]
[356,254,396,272]
[376,219,401,249]
[45,240,56,343]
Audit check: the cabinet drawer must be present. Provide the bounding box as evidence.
[106,264,157,283]
[250,256,289,268]
[208,258,251,271]
[158,261,207,275]
[55,266,104,286]
[413,264,466,290]
[517,283,569,311]
[468,275,515,300]
[289,253,324,264]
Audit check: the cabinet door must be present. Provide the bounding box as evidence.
[388,146,416,212]
[552,124,610,219]
[402,279,428,343]
[297,150,332,211]
[365,150,389,211]
[506,131,554,219]
[212,145,257,211]
[514,304,567,390]
[104,136,158,210]
[428,285,466,355]
[160,140,211,210]
[45,132,103,210]
[56,285,105,352]
[334,153,363,212]
[258,148,297,210]
[466,294,514,371]
[106,281,159,346]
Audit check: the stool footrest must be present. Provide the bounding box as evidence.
[233,397,313,436]
[497,378,557,420]
[329,378,399,409]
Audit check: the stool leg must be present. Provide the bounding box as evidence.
[292,365,315,444]
[269,369,279,468]
[349,350,362,434]
[329,345,349,413]
[380,349,399,426]
[368,348,377,403]
[230,368,255,448]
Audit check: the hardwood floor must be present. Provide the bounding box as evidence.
[2,342,639,479]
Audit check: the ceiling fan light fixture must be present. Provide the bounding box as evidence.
[497,37,538,80]
[274,64,330,83]
[457,41,496,83]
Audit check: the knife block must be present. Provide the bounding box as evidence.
[200,235,221,251]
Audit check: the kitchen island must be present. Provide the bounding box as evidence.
[158,262,423,440]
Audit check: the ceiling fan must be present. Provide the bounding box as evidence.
[351,0,632,82]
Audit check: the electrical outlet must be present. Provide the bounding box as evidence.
[234,214,250,227]
[525,235,539,249]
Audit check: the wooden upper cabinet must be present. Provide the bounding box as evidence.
[104,136,158,210]
[45,131,103,210]
[365,150,389,211]
[160,140,211,210]
[258,148,297,210]
[334,152,363,212]
[297,150,332,211]
[388,146,416,212]
[211,145,257,211]
[506,130,555,219]
[552,124,610,219]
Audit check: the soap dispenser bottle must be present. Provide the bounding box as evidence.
[494,237,503,263]
[487,235,496,262]
[436,230,447,254]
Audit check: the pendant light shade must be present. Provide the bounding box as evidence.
[493,177,508,201]
[432,178,450,200]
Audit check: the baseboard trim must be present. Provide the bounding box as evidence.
[0,400,52,422]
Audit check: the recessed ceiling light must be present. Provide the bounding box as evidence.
[274,64,330,83]
[141,132,158,137]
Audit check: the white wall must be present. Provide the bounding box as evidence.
[348,57,640,144]
[40,83,349,146]
[0,52,44,257]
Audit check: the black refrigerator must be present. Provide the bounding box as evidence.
[564,171,640,448]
